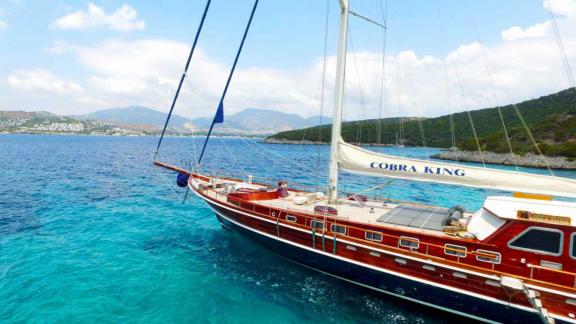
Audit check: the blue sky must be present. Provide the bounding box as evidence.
[0,0,575,119]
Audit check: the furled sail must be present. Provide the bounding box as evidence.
[338,140,576,198]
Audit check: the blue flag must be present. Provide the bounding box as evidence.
[214,101,224,124]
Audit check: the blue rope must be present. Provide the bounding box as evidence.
[198,0,259,164]
[154,0,212,160]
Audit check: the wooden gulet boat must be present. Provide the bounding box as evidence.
[154,1,576,323]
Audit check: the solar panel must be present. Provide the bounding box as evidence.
[377,205,450,231]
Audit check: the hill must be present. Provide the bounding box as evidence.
[81,106,193,129]
[192,108,332,133]
[267,88,576,157]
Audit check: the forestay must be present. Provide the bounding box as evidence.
[338,140,576,198]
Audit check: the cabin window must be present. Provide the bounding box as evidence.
[310,220,325,230]
[399,236,419,249]
[571,233,576,259]
[330,224,347,234]
[508,227,563,256]
[445,244,467,258]
[475,249,501,264]
[365,231,383,242]
[285,215,297,223]
[540,260,562,270]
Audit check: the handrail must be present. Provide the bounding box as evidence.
[204,170,456,210]
[528,264,576,289]
[193,178,576,293]
[527,263,574,276]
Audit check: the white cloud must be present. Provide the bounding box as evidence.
[6,69,83,94]
[500,0,576,41]
[501,21,550,41]
[546,0,576,17]
[0,20,6,31]
[5,0,576,120]
[52,3,145,32]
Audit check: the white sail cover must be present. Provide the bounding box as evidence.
[338,140,576,198]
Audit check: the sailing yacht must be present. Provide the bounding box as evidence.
[155,1,576,322]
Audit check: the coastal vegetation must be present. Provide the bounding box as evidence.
[267,88,576,158]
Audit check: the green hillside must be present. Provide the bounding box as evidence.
[267,88,576,157]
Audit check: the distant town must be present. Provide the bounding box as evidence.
[0,111,157,136]
[0,107,329,137]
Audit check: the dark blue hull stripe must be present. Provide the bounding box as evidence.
[211,209,560,324]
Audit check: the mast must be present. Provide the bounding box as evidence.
[327,0,349,204]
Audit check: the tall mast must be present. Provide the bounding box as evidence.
[327,0,349,204]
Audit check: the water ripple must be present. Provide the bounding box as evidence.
[1,134,555,323]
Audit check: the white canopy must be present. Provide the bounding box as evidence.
[338,140,576,198]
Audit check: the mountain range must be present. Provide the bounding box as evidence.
[81,107,331,134]
[1,107,332,135]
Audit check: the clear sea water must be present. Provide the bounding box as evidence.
[2,134,575,323]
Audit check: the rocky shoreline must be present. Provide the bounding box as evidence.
[264,138,327,145]
[263,138,395,146]
[264,139,576,170]
[432,150,576,170]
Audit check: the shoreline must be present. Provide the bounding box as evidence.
[432,150,576,170]
[264,138,576,170]
[0,132,266,139]
[263,138,394,147]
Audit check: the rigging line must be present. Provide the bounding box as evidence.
[376,0,389,150]
[404,70,430,159]
[316,0,330,196]
[242,137,314,172]
[467,111,485,166]
[437,1,484,166]
[348,10,387,29]
[442,47,485,166]
[154,0,212,160]
[348,30,369,145]
[478,43,518,170]
[394,54,407,157]
[462,1,517,169]
[300,80,324,143]
[218,137,250,178]
[237,137,282,169]
[198,0,259,164]
[157,171,189,200]
[511,102,555,176]
[451,64,486,166]
[435,6,456,149]
[190,134,200,174]
[466,0,556,175]
[544,0,576,95]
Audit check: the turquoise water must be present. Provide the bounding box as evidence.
[1,135,574,323]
